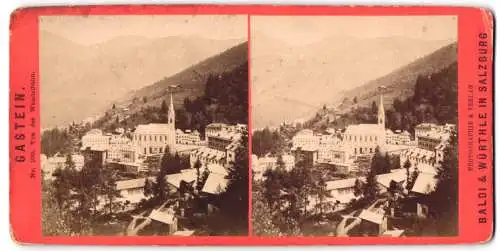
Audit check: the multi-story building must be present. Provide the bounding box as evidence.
[132,94,176,156]
[207,131,241,152]
[292,145,319,168]
[386,130,412,145]
[400,122,454,169]
[107,135,135,162]
[42,153,85,180]
[292,129,319,148]
[81,129,110,150]
[342,90,387,156]
[205,123,229,138]
[176,129,204,145]
[190,125,244,168]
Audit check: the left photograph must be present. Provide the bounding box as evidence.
[40,15,249,236]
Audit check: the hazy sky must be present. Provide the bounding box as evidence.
[251,16,457,128]
[40,15,247,45]
[252,16,457,46]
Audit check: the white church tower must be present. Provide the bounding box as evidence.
[378,86,386,129]
[168,92,175,127]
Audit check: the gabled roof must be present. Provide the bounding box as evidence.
[326,178,365,191]
[173,230,195,236]
[411,173,437,195]
[345,124,384,134]
[376,169,407,188]
[135,123,172,134]
[116,178,146,190]
[165,169,197,189]
[202,173,228,195]
[359,209,385,225]
[382,229,405,237]
[207,164,228,176]
[148,209,176,224]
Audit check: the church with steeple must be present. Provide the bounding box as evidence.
[342,86,387,156]
[132,93,177,156]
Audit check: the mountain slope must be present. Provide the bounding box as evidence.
[40,30,243,129]
[91,41,248,131]
[338,42,457,112]
[119,41,248,108]
[251,34,455,129]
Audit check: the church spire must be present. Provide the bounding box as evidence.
[378,86,386,128]
[168,92,175,126]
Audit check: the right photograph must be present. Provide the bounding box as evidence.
[251,16,458,237]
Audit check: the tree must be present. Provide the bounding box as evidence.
[313,174,331,216]
[161,100,168,114]
[428,132,458,235]
[353,96,358,104]
[218,133,249,234]
[276,154,285,170]
[194,159,203,192]
[99,167,121,215]
[262,168,283,210]
[152,151,173,204]
[252,191,282,236]
[112,104,116,110]
[404,159,412,191]
[371,101,377,114]
[383,153,392,174]
[143,178,154,198]
[371,147,389,175]
[42,179,72,236]
[364,156,380,202]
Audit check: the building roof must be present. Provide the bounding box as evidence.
[207,164,229,176]
[416,163,438,175]
[206,123,228,129]
[148,209,176,225]
[80,146,108,152]
[86,129,103,135]
[411,173,437,194]
[165,169,197,189]
[173,230,195,236]
[345,124,384,134]
[116,178,147,190]
[296,129,314,136]
[135,123,172,134]
[202,173,228,195]
[359,209,385,225]
[326,178,365,191]
[376,169,407,188]
[382,229,405,237]
[291,144,319,152]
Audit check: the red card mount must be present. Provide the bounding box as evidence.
[9,5,494,245]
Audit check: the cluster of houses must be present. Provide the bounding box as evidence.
[252,90,456,236]
[42,94,247,234]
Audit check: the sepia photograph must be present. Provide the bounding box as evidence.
[40,15,249,236]
[251,16,458,237]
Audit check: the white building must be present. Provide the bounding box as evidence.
[107,135,135,162]
[386,130,412,145]
[400,122,454,169]
[342,90,387,156]
[176,129,204,145]
[42,153,85,180]
[81,129,110,150]
[292,129,319,149]
[190,127,243,168]
[133,94,176,156]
